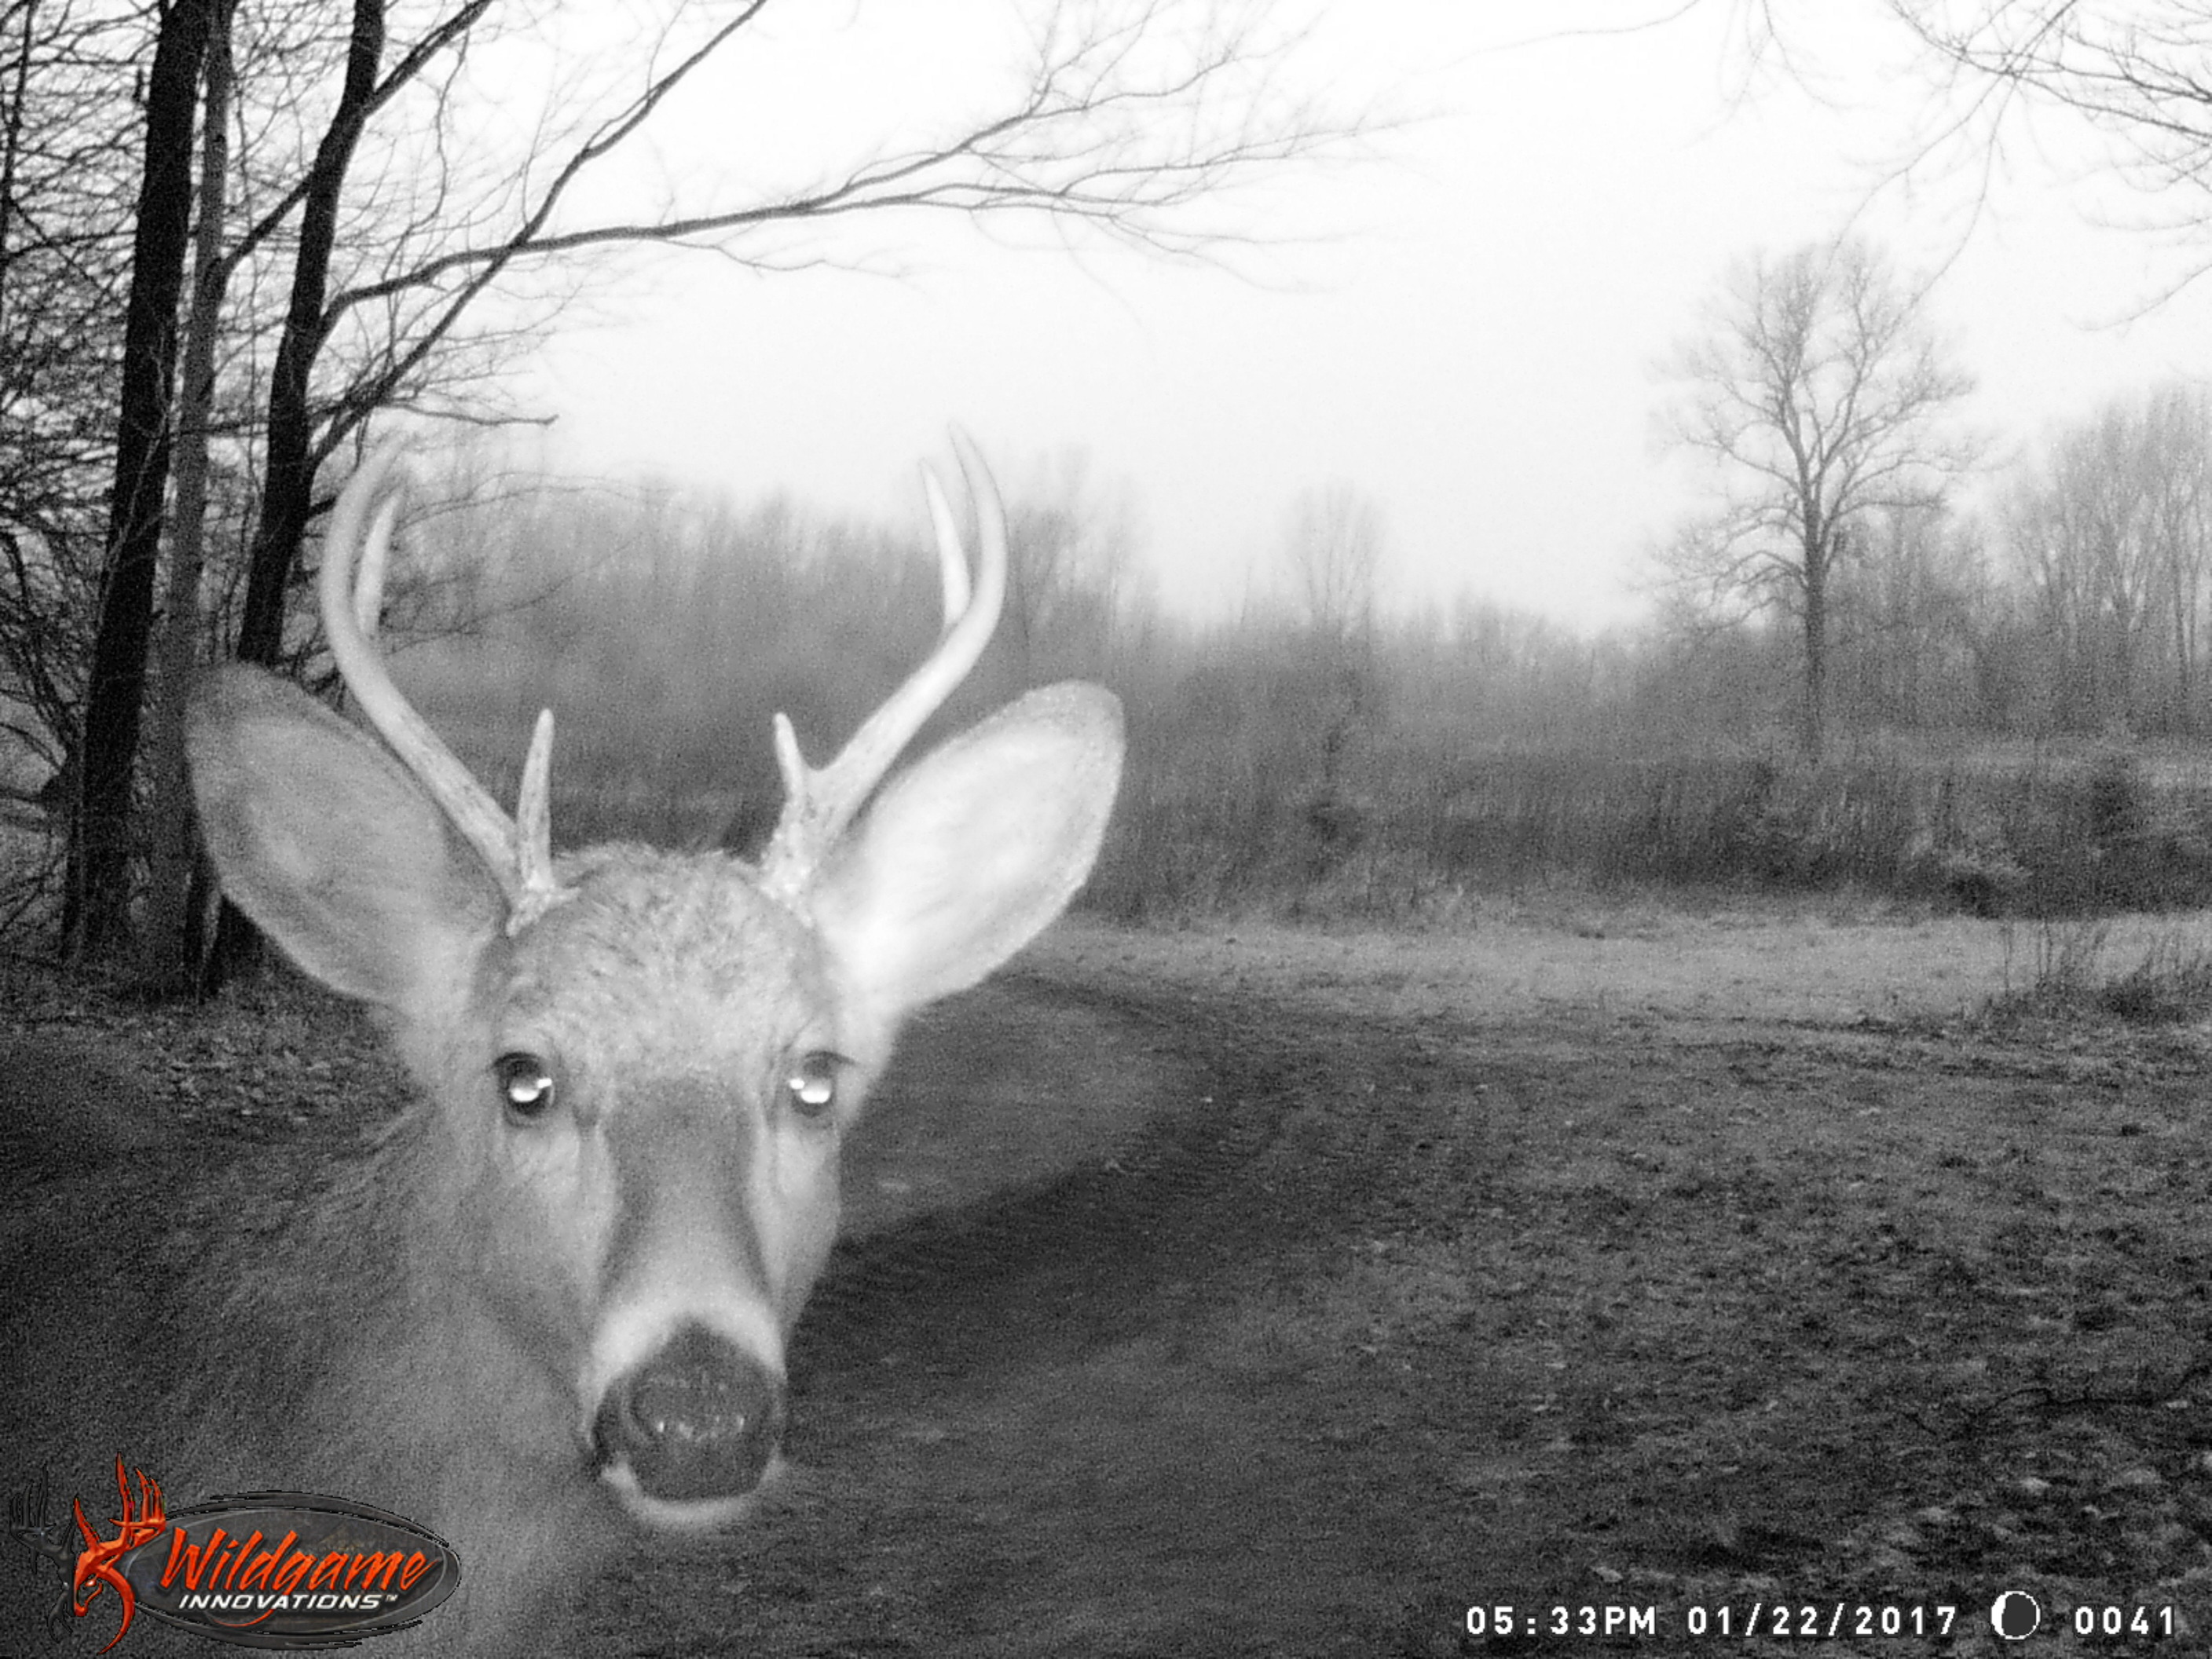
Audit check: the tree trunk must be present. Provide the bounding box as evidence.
[64,0,215,965]
[203,0,385,990]
[141,0,235,993]
[1800,529,1829,763]
[232,0,385,668]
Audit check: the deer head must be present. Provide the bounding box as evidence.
[186,435,1123,1531]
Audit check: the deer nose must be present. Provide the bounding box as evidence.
[590,1326,786,1503]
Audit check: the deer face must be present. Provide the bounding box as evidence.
[188,439,1122,1533]
[434,856,855,1526]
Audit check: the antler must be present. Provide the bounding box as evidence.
[320,441,566,930]
[758,430,1008,905]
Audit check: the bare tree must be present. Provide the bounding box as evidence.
[1826,500,1988,730]
[140,0,238,988]
[64,0,214,962]
[1284,480,1388,648]
[1002,449,1148,683]
[0,0,136,844]
[1278,480,1388,851]
[2008,383,2212,734]
[1657,236,1976,759]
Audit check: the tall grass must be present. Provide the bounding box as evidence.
[1088,734,2212,921]
[1981,917,2212,1024]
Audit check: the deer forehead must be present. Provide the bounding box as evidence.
[479,845,848,1064]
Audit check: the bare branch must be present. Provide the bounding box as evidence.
[1887,1,2212,302]
[331,0,1367,331]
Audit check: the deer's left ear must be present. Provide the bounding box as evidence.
[810,683,1122,1016]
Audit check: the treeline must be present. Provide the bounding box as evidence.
[393,385,2212,921]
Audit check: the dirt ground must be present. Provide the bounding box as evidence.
[9,900,2212,1655]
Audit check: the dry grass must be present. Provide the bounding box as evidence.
[1035,899,2212,1032]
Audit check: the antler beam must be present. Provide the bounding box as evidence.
[318,441,566,928]
[758,429,1008,904]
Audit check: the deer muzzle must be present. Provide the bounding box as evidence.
[589,1324,786,1510]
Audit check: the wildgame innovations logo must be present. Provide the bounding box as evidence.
[6,1460,462,1651]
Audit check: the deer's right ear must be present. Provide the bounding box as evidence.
[188,665,505,1009]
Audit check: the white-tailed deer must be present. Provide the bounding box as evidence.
[11,436,1121,1654]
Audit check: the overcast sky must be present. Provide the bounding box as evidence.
[513,2,2212,633]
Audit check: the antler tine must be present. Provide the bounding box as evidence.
[319,440,566,925]
[922,465,974,630]
[760,430,1007,903]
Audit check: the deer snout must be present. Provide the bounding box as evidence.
[589,1325,786,1512]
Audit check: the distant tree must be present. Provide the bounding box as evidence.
[1826,501,1988,731]
[1390,595,1613,752]
[1657,236,1976,759]
[1276,482,1389,854]
[2007,383,2212,734]
[1284,481,1388,648]
[1002,449,1148,683]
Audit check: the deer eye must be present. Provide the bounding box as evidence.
[782,1052,844,1120]
[493,1051,558,1121]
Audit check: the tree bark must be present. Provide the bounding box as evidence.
[233,0,385,669]
[1799,511,1831,764]
[203,0,386,989]
[141,0,235,992]
[1801,545,1828,763]
[64,0,214,965]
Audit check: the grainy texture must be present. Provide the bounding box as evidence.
[8,905,2212,1655]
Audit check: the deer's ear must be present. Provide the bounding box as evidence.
[188,665,504,1009]
[811,683,1122,1016]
